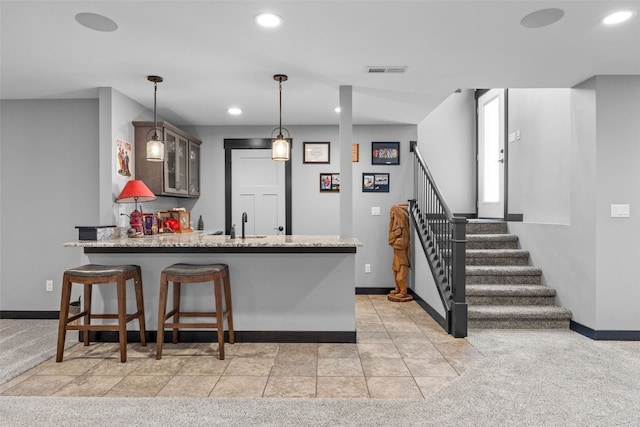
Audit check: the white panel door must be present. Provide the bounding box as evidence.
[478,89,505,219]
[231,149,285,235]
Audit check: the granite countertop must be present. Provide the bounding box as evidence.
[64,232,362,249]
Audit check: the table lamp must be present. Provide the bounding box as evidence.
[116,180,156,233]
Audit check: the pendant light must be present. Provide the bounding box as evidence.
[271,74,290,161]
[146,75,165,162]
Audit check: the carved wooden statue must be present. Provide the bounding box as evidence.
[388,203,413,302]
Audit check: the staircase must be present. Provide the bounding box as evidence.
[465,221,572,329]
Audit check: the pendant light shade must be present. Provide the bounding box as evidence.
[271,74,290,161]
[146,75,165,162]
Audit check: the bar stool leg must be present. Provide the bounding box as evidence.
[116,277,128,362]
[56,274,72,362]
[156,273,169,360]
[134,269,147,346]
[172,282,181,344]
[223,269,235,344]
[83,283,92,346]
[214,275,225,360]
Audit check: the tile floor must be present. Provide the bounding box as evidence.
[0,295,484,399]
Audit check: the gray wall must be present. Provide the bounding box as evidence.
[0,99,99,310]
[0,95,416,312]
[509,76,640,331]
[182,124,417,289]
[508,89,571,224]
[416,89,476,215]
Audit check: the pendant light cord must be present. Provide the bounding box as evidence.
[153,81,158,139]
[278,80,283,136]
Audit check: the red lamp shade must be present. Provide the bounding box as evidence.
[116,180,156,203]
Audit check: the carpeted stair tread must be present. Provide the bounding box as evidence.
[465,249,530,266]
[466,234,520,249]
[468,305,572,320]
[466,221,508,234]
[466,249,529,258]
[466,284,556,296]
[466,266,542,275]
[467,234,519,242]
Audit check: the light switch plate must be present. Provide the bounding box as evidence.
[611,204,630,218]
[371,207,381,216]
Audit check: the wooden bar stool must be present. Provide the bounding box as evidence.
[56,264,147,363]
[157,263,234,360]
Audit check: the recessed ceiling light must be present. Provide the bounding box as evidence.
[75,12,118,32]
[228,107,242,115]
[334,107,341,113]
[603,10,636,25]
[255,13,282,28]
[520,8,564,28]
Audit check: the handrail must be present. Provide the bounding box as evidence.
[409,141,467,338]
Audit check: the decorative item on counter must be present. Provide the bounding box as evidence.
[158,209,192,233]
[75,225,116,241]
[230,224,236,239]
[116,180,157,233]
[197,215,204,230]
[143,214,154,235]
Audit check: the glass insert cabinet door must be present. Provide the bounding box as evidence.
[163,129,188,196]
[189,141,200,196]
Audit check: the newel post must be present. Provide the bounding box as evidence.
[450,217,468,338]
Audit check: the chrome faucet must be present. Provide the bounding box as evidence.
[241,212,247,239]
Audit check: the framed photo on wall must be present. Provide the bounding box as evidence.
[362,173,390,193]
[371,141,400,165]
[320,173,340,192]
[303,142,330,164]
[352,143,359,162]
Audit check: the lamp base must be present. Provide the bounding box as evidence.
[130,209,143,233]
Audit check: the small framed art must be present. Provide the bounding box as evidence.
[371,141,400,165]
[362,173,390,193]
[320,173,340,192]
[303,142,330,164]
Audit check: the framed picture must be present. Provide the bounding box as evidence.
[116,138,133,178]
[371,141,400,165]
[303,142,330,164]
[362,173,390,193]
[352,143,359,162]
[320,173,340,192]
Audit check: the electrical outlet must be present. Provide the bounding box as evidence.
[371,207,381,216]
[46,280,53,292]
[365,264,371,273]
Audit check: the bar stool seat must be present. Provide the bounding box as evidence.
[157,263,234,360]
[56,264,147,363]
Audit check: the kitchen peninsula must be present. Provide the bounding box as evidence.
[65,233,362,342]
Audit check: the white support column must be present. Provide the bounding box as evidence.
[339,86,353,238]
[98,87,113,225]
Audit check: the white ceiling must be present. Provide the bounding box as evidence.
[1,1,639,126]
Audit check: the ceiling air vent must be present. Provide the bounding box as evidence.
[366,66,408,74]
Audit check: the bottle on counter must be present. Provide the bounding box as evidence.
[230,224,236,239]
[197,215,204,230]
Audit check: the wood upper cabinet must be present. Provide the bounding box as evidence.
[133,121,202,198]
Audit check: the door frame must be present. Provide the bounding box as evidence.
[475,88,509,220]
[224,138,292,235]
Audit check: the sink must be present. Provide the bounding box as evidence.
[242,235,267,239]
